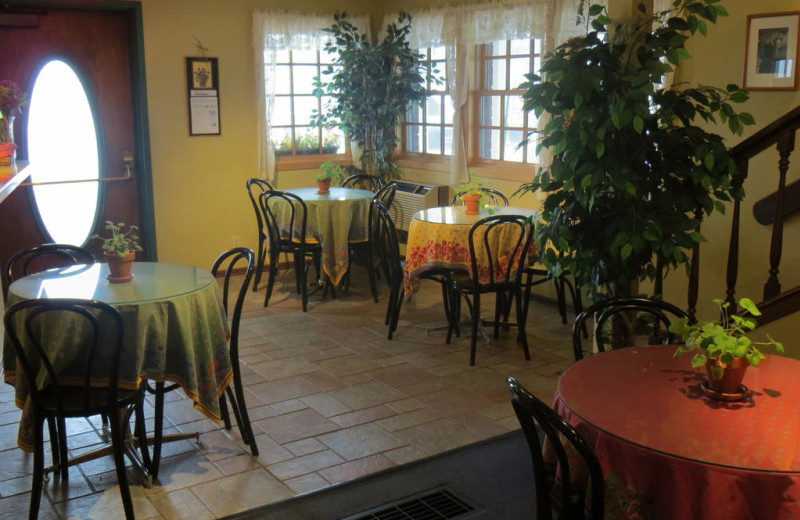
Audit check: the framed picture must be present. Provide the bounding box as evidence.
[744,12,800,90]
[185,57,221,135]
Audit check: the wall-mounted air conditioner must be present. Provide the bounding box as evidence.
[389,180,449,233]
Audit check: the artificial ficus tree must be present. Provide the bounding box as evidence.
[312,11,433,180]
[516,0,755,300]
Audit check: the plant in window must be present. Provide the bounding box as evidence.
[514,0,755,300]
[312,11,435,181]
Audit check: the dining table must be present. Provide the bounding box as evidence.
[554,345,800,519]
[3,261,232,482]
[403,205,537,295]
[281,187,373,287]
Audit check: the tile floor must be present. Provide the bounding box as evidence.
[0,268,576,520]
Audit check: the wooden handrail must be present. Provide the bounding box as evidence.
[694,104,800,325]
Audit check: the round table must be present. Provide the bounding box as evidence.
[284,187,373,286]
[554,346,800,519]
[4,262,232,451]
[403,205,537,295]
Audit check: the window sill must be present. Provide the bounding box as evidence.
[276,154,351,171]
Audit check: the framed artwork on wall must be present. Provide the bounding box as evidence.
[186,57,221,135]
[743,12,799,90]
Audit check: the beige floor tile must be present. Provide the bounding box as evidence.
[317,453,397,484]
[254,408,339,444]
[316,423,405,460]
[193,470,293,517]
[148,489,215,520]
[266,450,345,480]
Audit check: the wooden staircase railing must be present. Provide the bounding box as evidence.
[687,105,800,326]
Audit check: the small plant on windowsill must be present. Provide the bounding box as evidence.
[92,221,143,282]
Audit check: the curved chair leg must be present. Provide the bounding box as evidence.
[264,252,279,307]
[29,418,46,520]
[109,407,136,520]
[469,292,481,366]
[252,236,267,292]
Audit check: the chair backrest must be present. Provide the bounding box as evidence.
[467,215,533,289]
[260,190,311,247]
[572,297,692,361]
[4,298,126,416]
[342,173,385,192]
[211,248,255,361]
[451,187,509,207]
[374,182,398,210]
[4,244,96,301]
[246,178,274,232]
[373,201,403,286]
[507,376,604,520]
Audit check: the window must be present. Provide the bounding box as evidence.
[477,38,541,164]
[27,59,99,245]
[404,47,452,156]
[270,49,345,159]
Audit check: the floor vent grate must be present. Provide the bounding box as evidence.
[343,487,475,520]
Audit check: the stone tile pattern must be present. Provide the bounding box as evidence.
[0,269,574,519]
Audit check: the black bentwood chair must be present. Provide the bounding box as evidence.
[341,173,385,192]
[445,214,533,365]
[212,248,259,455]
[148,248,261,478]
[572,297,692,361]
[508,377,604,520]
[5,299,149,520]
[450,187,509,207]
[261,190,323,312]
[4,244,96,301]
[372,200,405,339]
[246,178,275,292]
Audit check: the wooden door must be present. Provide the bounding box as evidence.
[0,2,154,267]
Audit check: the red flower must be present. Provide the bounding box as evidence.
[0,80,27,114]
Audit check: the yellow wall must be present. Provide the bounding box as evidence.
[140,0,800,336]
[139,0,376,267]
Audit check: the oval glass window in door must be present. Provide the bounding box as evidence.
[27,59,99,246]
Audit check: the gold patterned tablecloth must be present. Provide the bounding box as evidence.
[403,205,537,295]
[280,187,373,286]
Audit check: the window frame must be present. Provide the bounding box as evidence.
[270,48,350,171]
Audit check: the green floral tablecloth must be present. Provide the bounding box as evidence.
[2,262,232,451]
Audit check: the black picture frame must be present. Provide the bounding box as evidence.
[186,57,221,135]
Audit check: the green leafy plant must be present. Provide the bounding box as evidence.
[92,221,143,258]
[671,298,783,377]
[458,174,484,198]
[312,11,435,180]
[315,161,344,183]
[514,0,755,299]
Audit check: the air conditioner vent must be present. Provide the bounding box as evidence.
[389,180,448,233]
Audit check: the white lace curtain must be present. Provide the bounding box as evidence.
[382,0,582,185]
[251,10,370,184]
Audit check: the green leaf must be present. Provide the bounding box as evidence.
[633,115,644,134]
[620,243,633,260]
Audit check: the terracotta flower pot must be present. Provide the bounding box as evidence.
[705,356,749,396]
[463,194,480,215]
[105,251,135,283]
[317,178,331,194]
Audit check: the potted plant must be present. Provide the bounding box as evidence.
[457,174,484,215]
[92,220,143,282]
[315,161,343,194]
[670,297,783,399]
[514,0,755,301]
[311,11,434,181]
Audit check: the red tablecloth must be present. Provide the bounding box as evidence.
[555,346,800,519]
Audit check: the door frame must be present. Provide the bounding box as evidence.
[6,0,157,259]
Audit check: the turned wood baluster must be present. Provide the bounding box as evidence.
[725,159,747,308]
[763,131,795,301]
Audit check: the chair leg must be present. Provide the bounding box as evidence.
[29,418,46,520]
[228,372,259,456]
[516,286,531,360]
[469,292,481,366]
[109,407,136,520]
[365,247,378,303]
[264,252,279,307]
[252,236,266,292]
[150,381,166,479]
[56,416,68,480]
[299,251,309,312]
